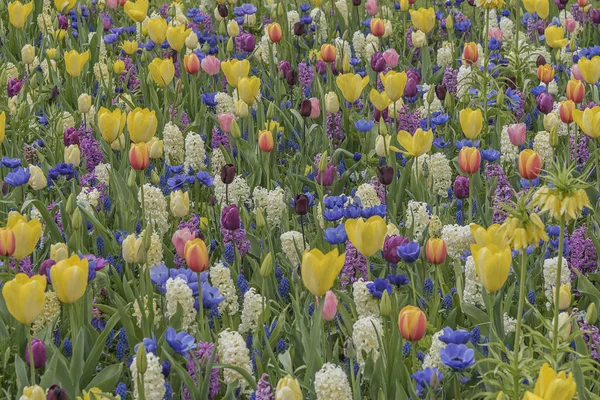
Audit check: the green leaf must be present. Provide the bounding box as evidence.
[80,312,120,388]
[85,364,123,391]
[69,328,85,393]
[15,356,29,395]
[571,359,591,400]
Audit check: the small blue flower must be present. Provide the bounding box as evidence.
[1,157,22,168]
[196,171,214,186]
[412,368,444,397]
[387,274,410,286]
[439,327,471,345]
[440,344,475,370]
[150,264,169,286]
[480,149,500,162]
[4,167,30,187]
[165,327,197,356]
[354,119,374,132]
[135,334,159,355]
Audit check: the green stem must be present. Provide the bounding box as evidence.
[551,215,566,363]
[27,329,35,385]
[467,175,472,225]
[197,271,205,338]
[512,250,527,398]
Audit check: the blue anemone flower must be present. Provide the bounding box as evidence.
[165,327,197,356]
[440,344,475,370]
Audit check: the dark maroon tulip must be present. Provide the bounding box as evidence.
[278,60,291,78]
[239,33,255,52]
[536,55,547,67]
[374,108,389,122]
[7,78,23,98]
[63,127,80,146]
[406,69,421,85]
[554,0,566,10]
[453,175,470,199]
[46,385,68,400]
[220,164,235,184]
[435,84,447,101]
[315,60,327,75]
[51,86,60,101]
[377,166,394,185]
[293,22,305,36]
[40,259,56,284]
[299,99,312,117]
[352,0,361,5]
[25,338,46,369]
[467,0,475,6]
[404,78,418,98]
[535,20,547,35]
[506,76,517,90]
[218,4,228,17]
[221,204,241,231]
[286,69,298,86]
[536,92,554,114]
[383,235,409,264]
[294,194,309,215]
[58,15,68,29]
[370,52,386,73]
[316,165,335,186]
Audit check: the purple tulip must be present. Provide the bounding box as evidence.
[220,164,235,184]
[377,165,394,185]
[593,9,600,24]
[221,204,240,231]
[239,33,255,52]
[286,69,298,86]
[316,165,335,186]
[315,60,327,75]
[536,92,554,114]
[404,78,418,98]
[435,84,447,101]
[102,16,112,31]
[46,385,68,400]
[453,176,470,199]
[370,52,386,73]
[383,235,409,263]
[25,338,47,369]
[406,69,421,85]
[63,127,80,146]
[40,259,56,284]
[278,60,291,78]
[7,78,23,98]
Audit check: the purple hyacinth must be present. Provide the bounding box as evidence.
[568,225,597,280]
[222,228,251,257]
[254,373,274,400]
[118,56,140,90]
[442,68,458,94]
[396,105,423,134]
[327,112,344,147]
[184,342,220,400]
[178,214,203,238]
[77,125,104,171]
[570,134,590,169]
[578,314,600,361]
[485,164,512,223]
[340,241,368,288]
[298,62,314,88]
[211,127,231,150]
[370,177,386,204]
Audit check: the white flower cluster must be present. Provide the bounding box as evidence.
[314,363,353,400]
[32,292,60,333]
[253,186,287,228]
[217,329,253,388]
[405,200,431,241]
[143,232,163,269]
[94,163,111,185]
[77,187,100,212]
[421,83,442,113]
[355,183,380,209]
[61,112,75,131]
[214,175,251,206]
[353,280,380,318]
[500,125,518,166]
[543,257,571,310]
[210,262,239,315]
[352,316,383,366]
[215,92,235,114]
[238,288,264,335]
[183,132,206,172]
[456,65,474,98]
[463,255,484,309]
[287,11,300,33]
[503,313,517,333]
[436,42,455,68]
[130,352,166,400]
[163,122,185,166]
[423,330,445,371]
[138,184,169,236]
[441,224,474,261]
[255,34,277,63]
[364,34,380,61]
[533,131,553,166]
[334,0,349,25]
[280,231,307,266]
[499,17,514,41]
[310,9,328,43]
[132,295,159,328]
[93,62,110,84]
[333,38,352,61]
[418,153,453,198]
[165,277,197,332]
[210,148,227,176]
[352,32,366,60]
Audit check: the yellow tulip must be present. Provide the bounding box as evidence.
[8,1,34,29]
[544,26,567,48]
[54,0,76,12]
[28,165,47,191]
[336,73,370,103]
[0,112,5,144]
[2,274,46,325]
[237,76,261,105]
[554,283,571,310]
[147,136,164,158]
[51,243,69,262]
[64,50,90,78]
[7,211,42,261]
[345,216,387,257]
[380,71,408,101]
[370,89,391,111]
[409,8,436,34]
[166,25,192,51]
[522,0,549,19]
[148,58,175,87]
[122,234,144,263]
[97,107,126,143]
[121,40,139,55]
[522,363,576,400]
[391,128,433,158]
[221,59,250,88]
[325,91,340,113]
[470,224,511,293]
[113,60,126,75]
[64,144,81,167]
[46,48,57,59]
[127,108,158,143]
[53,30,67,41]
[577,56,600,84]
[301,249,345,297]
[459,107,483,139]
[78,388,113,400]
[170,190,190,218]
[21,386,46,400]
[124,0,148,22]
[276,376,303,400]
[147,17,168,45]
[50,254,89,304]
[572,106,600,138]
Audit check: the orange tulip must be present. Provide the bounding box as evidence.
[183,53,200,74]
[267,22,283,43]
[462,42,478,65]
[184,238,209,272]
[425,238,447,265]
[566,79,585,103]
[258,130,274,152]
[320,44,336,63]
[398,305,427,341]
[0,228,16,257]
[129,142,150,170]
[518,149,542,180]
[559,100,575,124]
[370,18,386,37]
[458,146,481,174]
[537,64,554,84]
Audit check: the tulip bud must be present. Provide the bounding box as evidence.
[151,169,160,185]
[267,103,276,120]
[462,42,478,65]
[543,112,560,132]
[411,30,427,48]
[517,149,542,180]
[379,118,388,135]
[496,90,504,107]
[127,169,137,188]
[586,303,597,325]
[71,208,82,231]
[21,44,35,65]
[426,84,435,105]
[299,99,312,117]
[293,21,305,36]
[183,53,201,74]
[77,94,92,114]
[507,123,527,146]
[226,37,234,53]
[380,290,392,317]
[136,344,148,374]
[566,79,585,103]
[322,291,338,321]
[425,238,447,264]
[230,119,241,139]
[320,44,336,63]
[260,252,273,277]
[255,207,266,229]
[444,93,454,113]
[554,284,571,310]
[536,55,547,67]
[0,228,16,257]
[50,243,69,262]
[185,32,199,49]
[377,165,394,185]
[549,126,559,148]
[435,84,447,101]
[143,226,153,252]
[64,144,81,167]
[318,151,328,173]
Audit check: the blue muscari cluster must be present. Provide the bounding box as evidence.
[528,290,537,305]
[116,328,129,362]
[64,338,72,357]
[115,383,127,400]
[424,278,434,297]
[237,273,250,296]
[277,277,290,301]
[443,293,453,310]
[402,341,412,356]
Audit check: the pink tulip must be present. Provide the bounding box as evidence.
[309,98,320,118]
[383,49,399,68]
[488,28,502,40]
[172,228,196,258]
[565,18,576,32]
[201,55,221,75]
[106,0,119,8]
[322,291,338,321]
[119,0,126,5]
[218,113,236,133]
[570,64,584,81]
[365,0,379,15]
[507,123,527,146]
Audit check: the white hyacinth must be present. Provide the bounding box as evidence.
[163,122,185,165]
[353,280,380,319]
[210,262,239,315]
[543,257,571,310]
[280,231,307,266]
[217,329,253,388]
[423,330,446,371]
[533,131,553,167]
[130,352,166,400]
[165,277,197,332]
[441,224,474,261]
[352,316,383,366]
[183,133,206,172]
[138,184,169,236]
[405,200,431,241]
[253,186,287,228]
[355,183,381,209]
[238,288,264,335]
[463,255,485,309]
[314,363,353,400]
[214,175,251,206]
